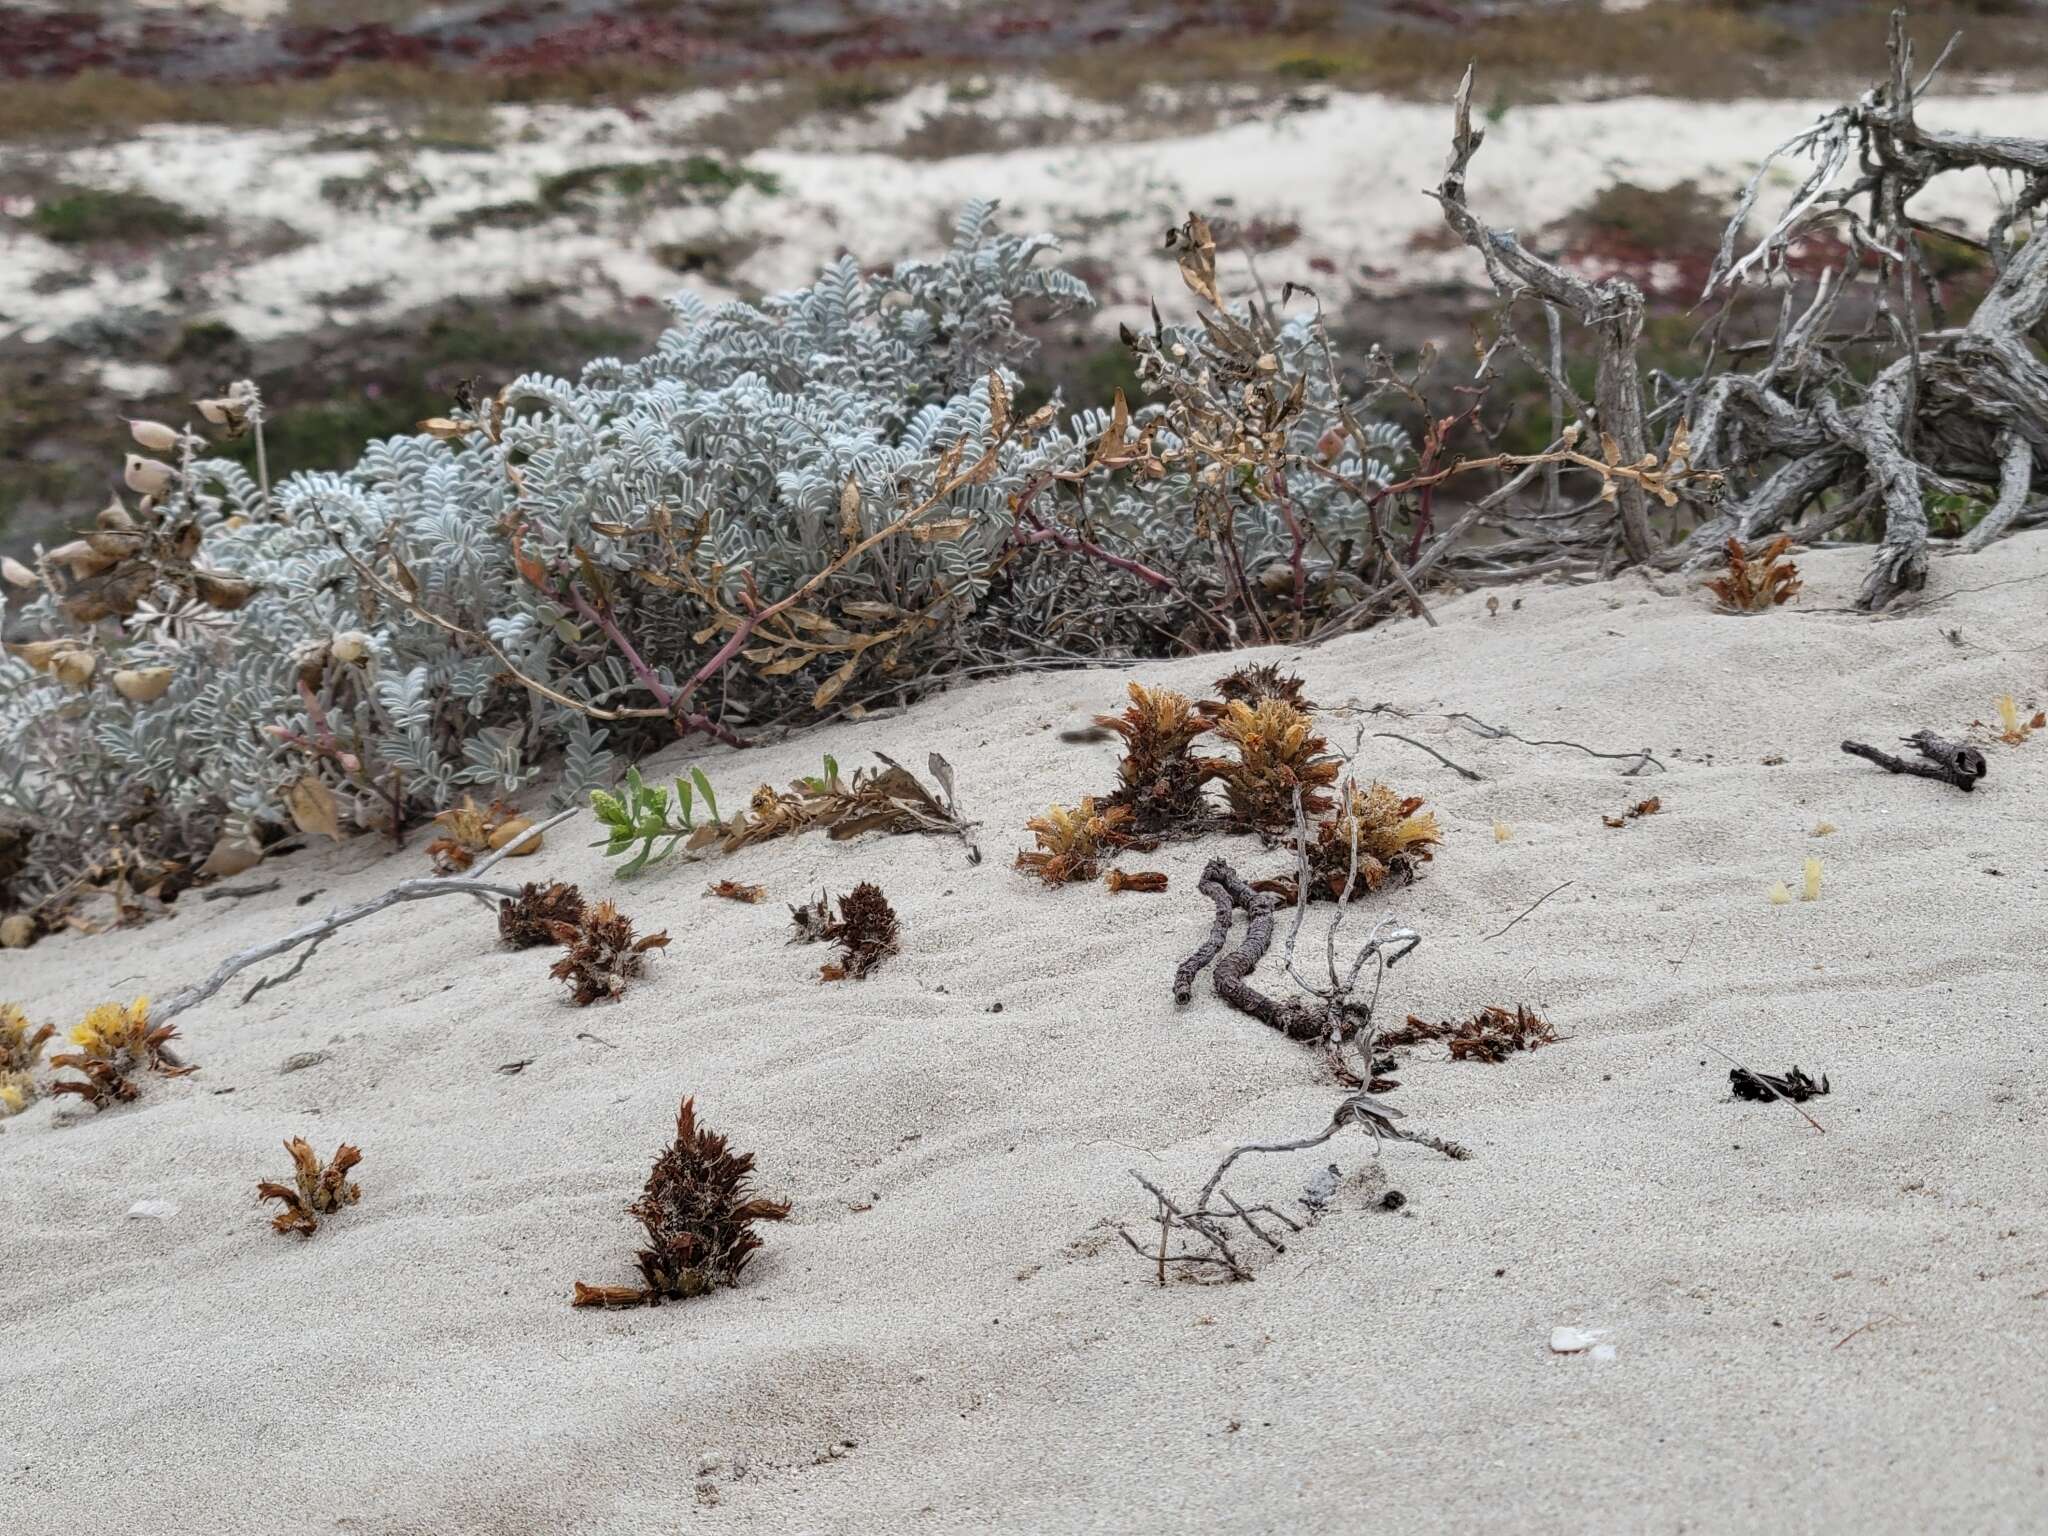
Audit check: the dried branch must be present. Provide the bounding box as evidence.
[1434,64,1656,562]
[1841,732,1987,790]
[152,807,581,1030]
[1118,1087,1467,1285]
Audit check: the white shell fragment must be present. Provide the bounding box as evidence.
[1549,1326,1609,1354]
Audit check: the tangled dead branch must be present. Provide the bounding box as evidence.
[1175,798,1449,1093]
[1119,1088,1469,1284]
[1437,12,2048,610]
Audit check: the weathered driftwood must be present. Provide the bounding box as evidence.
[1840,731,1987,790]
[1438,10,2048,609]
[1118,1088,1468,1285]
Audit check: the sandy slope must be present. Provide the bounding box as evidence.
[4,538,2047,1534]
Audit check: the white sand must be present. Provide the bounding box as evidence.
[5,537,2048,1532]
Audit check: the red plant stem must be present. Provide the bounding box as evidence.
[1011,507,1176,591]
[1270,468,1308,625]
[1217,521,1273,645]
[289,681,361,773]
[560,581,750,750]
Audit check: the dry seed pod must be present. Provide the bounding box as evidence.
[45,539,116,578]
[127,419,180,452]
[112,666,174,703]
[86,528,145,560]
[1,556,34,589]
[291,639,332,689]
[96,500,136,531]
[10,640,65,673]
[198,837,263,878]
[123,456,176,496]
[488,817,540,855]
[192,570,256,610]
[51,649,98,689]
[194,396,249,436]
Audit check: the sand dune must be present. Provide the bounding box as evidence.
[5,537,2047,1533]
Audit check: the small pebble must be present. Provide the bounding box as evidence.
[127,1199,178,1221]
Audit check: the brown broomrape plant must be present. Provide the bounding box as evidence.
[549,901,671,1005]
[1205,662,1313,714]
[257,1138,364,1236]
[788,883,902,980]
[573,1096,791,1308]
[1705,536,1802,612]
[1379,1004,1559,1063]
[498,880,586,949]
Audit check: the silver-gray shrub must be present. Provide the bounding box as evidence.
[0,201,1408,909]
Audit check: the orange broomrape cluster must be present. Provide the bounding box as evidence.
[1200,698,1338,830]
[48,996,191,1108]
[573,1096,791,1308]
[1016,797,1136,886]
[1020,667,1443,902]
[1098,682,1211,835]
[1259,780,1442,903]
[1,1002,55,1115]
[1705,536,1802,612]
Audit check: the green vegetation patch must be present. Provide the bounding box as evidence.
[25,185,212,246]
[535,155,780,211]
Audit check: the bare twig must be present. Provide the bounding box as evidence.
[1118,1086,1461,1285]
[1444,712,1664,775]
[1372,732,1483,782]
[1706,1043,1826,1134]
[1481,881,1574,942]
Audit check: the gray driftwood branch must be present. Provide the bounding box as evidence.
[1436,9,2048,610]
